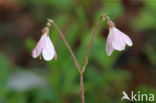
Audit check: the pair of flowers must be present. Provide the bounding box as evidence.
[32,16,133,61]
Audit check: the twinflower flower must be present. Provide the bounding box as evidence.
[32,27,57,61]
[104,16,133,56]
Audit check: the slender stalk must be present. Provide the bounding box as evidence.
[52,21,81,72]
[82,16,103,72]
[80,73,85,103]
[50,15,103,103]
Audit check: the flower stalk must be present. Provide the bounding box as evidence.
[103,15,115,28]
[50,20,82,72]
[82,15,103,72]
[49,15,104,103]
[32,14,133,103]
[80,73,85,103]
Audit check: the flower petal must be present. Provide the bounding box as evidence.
[122,33,133,46]
[32,35,46,58]
[111,28,126,51]
[42,35,56,61]
[106,30,114,56]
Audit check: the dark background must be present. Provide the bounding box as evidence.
[0,0,156,103]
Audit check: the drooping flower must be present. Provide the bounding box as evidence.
[32,27,57,61]
[104,16,133,56]
[106,27,133,56]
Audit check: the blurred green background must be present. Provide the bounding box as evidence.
[0,0,156,103]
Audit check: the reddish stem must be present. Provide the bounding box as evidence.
[51,15,103,103]
[80,73,85,103]
[82,16,103,72]
[52,22,81,72]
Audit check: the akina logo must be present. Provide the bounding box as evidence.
[121,91,155,102]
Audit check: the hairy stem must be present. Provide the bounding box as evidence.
[80,73,85,103]
[82,16,103,72]
[52,21,81,72]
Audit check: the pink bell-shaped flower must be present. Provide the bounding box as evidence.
[32,27,57,61]
[104,16,133,56]
[106,27,133,56]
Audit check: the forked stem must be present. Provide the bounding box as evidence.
[49,15,104,103]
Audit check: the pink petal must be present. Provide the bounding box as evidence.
[42,35,56,61]
[121,33,133,46]
[111,28,126,51]
[106,30,114,56]
[32,34,46,58]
